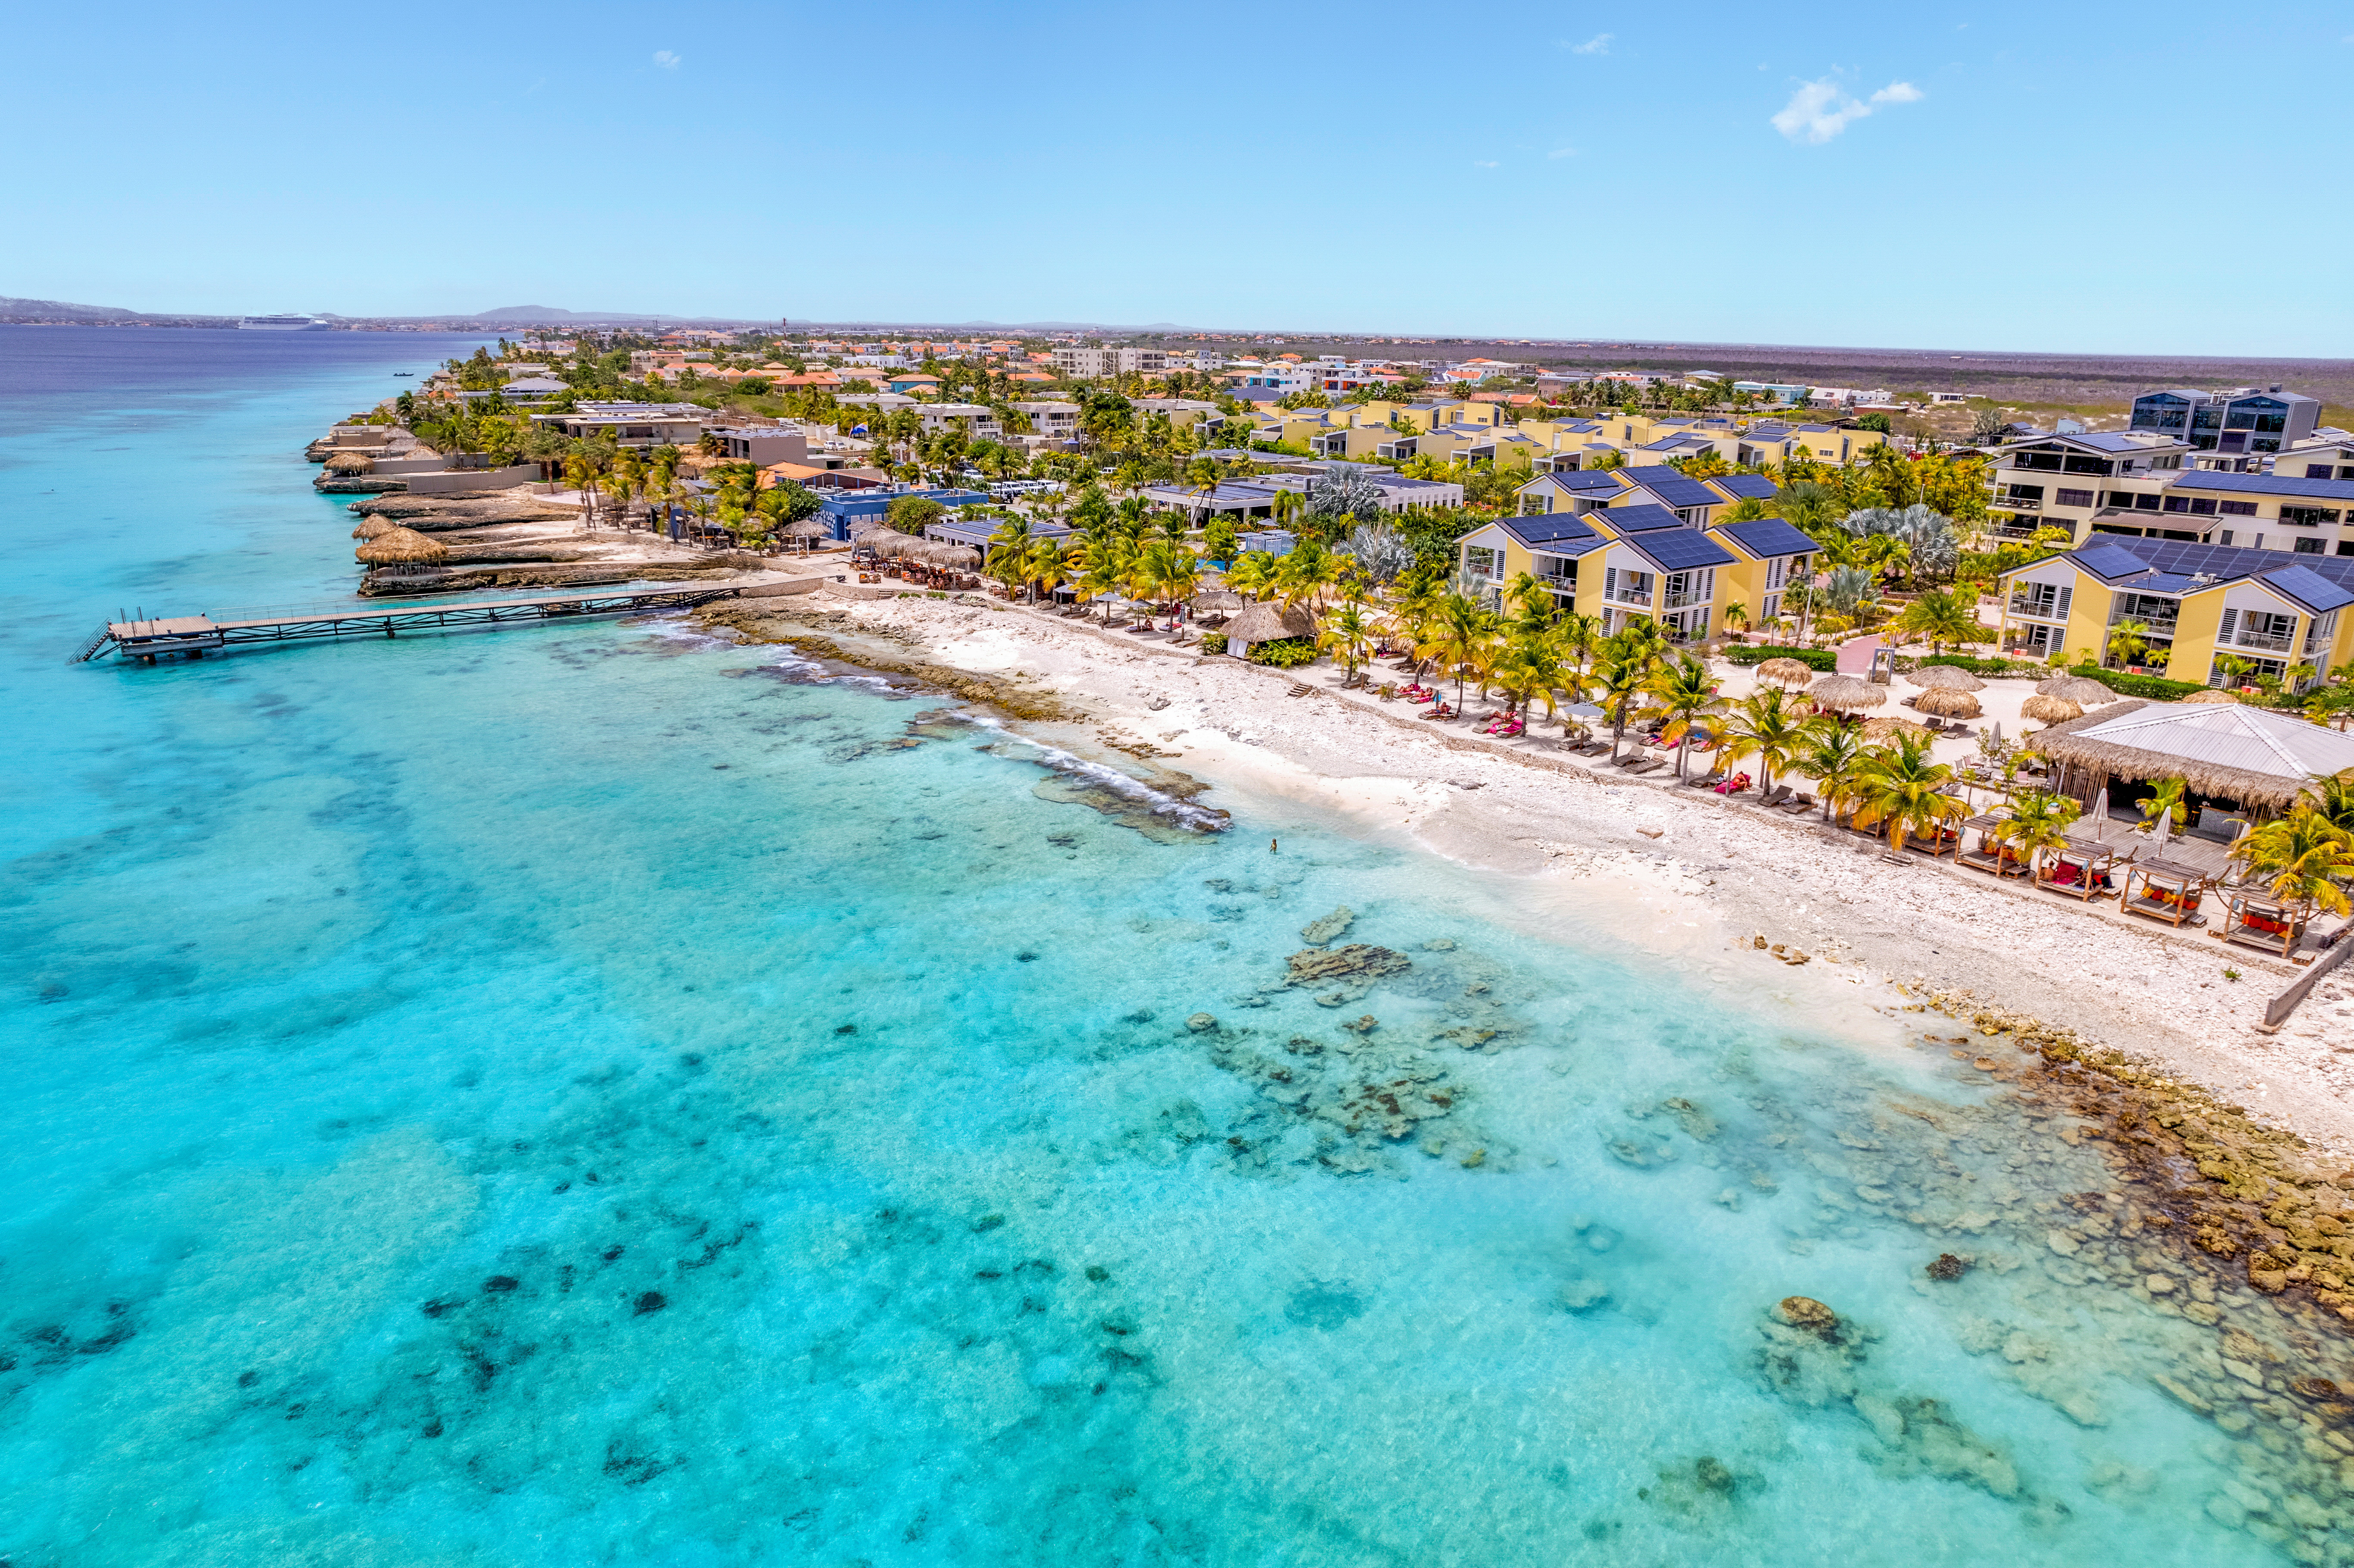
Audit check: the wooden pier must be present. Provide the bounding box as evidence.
[72,580,819,664]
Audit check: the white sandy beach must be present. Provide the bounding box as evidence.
[729,584,2354,1152]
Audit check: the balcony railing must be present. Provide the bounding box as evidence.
[1998,494,2043,511]
[1607,590,1654,609]
[1662,588,1707,609]
[2111,614,2179,637]
[2229,630,2295,654]
[2008,597,2067,620]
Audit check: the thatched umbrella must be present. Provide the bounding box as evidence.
[2180,687,2239,704]
[355,526,448,566]
[1914,687,1983,719]
[352,515,399,541]
[1807,674,1889,712]
[1223,601,1316,648]
[324,451,374,474]
[1907,664,1985,692]
[1755,656,1815,690]
[1862,716,1935,742]
[782,518,828,540]
[2021,693,2084,724]
[2036,673,2114,703]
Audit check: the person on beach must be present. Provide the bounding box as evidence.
[1270,837,1279,853]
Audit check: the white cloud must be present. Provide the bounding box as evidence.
[1547,146,1578,159]
[1567,32,1612,54]
[1771,77,1922,144]
[1474,160,1499,168]
[652,49,682,68]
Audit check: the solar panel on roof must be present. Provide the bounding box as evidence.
[1601,503,1684,532]
[1715,519,1815,557]
[1630,530,1737,571]
[1506,514,1600,547]
[2070,543,2154,579]
[2261,565,2354,613]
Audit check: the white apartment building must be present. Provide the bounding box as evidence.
[1050,346,1169,378]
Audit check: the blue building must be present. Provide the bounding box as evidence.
[815,487,992,541]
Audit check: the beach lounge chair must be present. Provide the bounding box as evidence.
[1759,785,1793,808]
[2121,860,2208,928]
[2217,893,2306,960]
[1779,792,1816,815]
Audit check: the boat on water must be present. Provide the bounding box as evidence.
[237,314,330,331]
[393,371,412,376]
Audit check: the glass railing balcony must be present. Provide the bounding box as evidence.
[1607,590,1654,608]
[1999,494,2043,510]
[2229,630,2295,653]
[1662,588,1708,609]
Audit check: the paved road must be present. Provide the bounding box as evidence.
[1837,634,1884,674]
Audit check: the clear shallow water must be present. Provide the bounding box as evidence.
[0,329,2327,1565]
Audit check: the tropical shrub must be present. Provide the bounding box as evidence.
[1723,645,1837,672]
[1248,637,1319,669]
[1199,632,1229,655]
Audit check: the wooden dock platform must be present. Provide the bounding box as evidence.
[73,580,820,664]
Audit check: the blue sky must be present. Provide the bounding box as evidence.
[6,2,2351,354]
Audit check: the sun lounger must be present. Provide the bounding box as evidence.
[1759,785,1792,808]
[1778,792,1816,814]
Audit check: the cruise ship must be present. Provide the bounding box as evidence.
[238,314,330,331]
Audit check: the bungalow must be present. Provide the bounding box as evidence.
[1707,516,1816,629]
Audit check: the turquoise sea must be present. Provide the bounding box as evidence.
[0,328,2341,1565]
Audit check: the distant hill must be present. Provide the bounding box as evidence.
[0,296,142,320]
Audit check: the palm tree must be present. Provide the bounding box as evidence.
[2134,775,2188,837]
[1555,610,1603,672]
[1995,789,2080,880]
[1277,539,1344,612]
[1793,715,1866,822]
[1642,654,1724,780]
[1493,632,1572,730]
[1321,603,1375,682]
[1436,593,1498,716]
[1116,495,1151,536]
[1851,734,1966,856]
[1026,538,1071,605]
[2230,809,2354,942]
[1891,589,1987,655]
[1140,538,1200,628]
[2305,772,2354,837]
[1718,689,1807,795]
[1590,647,1653,761]
[2107,617,2152,670]
[1079,535,1134,624]
[1227,549,1278,602]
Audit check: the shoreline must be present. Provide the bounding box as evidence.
[691,587,2354,1326]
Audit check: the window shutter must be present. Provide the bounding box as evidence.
[2056,586,2072,619]
[2219,609,2237,641]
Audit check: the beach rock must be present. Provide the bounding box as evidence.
[2292,1378,2342,1401]
[2145,1274,2177,1294]
[1776,1297,1840,1337]
[1422,938,1455,952]
[1558,1279,1610,1313]
[1342,1015,1377,1034]
[1186,1013,1218,1033]
[1284,944,1409,990]
[1927,1254,1971,1282]
[1299,907,1355,945]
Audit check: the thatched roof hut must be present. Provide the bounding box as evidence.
[352,515,399,541]
[2021,694,2084,724]
[1806,674,1888,712]
[934,544,982,567]
[1222,601,1315,650]
[1862,716,1935,742]
[1907,664,1986,692]
[355,527,448,565]
[2036,673,2115,703]
[782,517,828,539]
[1756,656,1815,690]
[2180,687,2238,705]
[324,451,374,474]
[1914,687,1983,719]
[2027,699,2354,810]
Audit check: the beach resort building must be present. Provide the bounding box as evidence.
[530,402,709,450]
[1986,429,2354,555]
[1993,536,2354,687]
[1452,500,1813,640]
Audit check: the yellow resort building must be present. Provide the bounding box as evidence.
[1454,489,1815,640]
[1994,537,2354,690]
